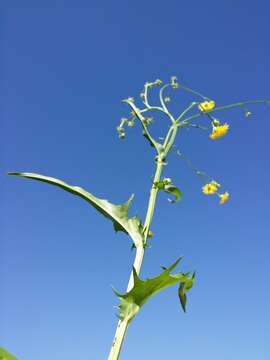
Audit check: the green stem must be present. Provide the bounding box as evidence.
[163,126,173,149]
[126,101,160,153]
[107,158,164,360]
[180,84,210,100]
[176,102,198,123]
[177,99,269,127]
[142,159,164,239]
[164,125,178,157]
[159,84,171,115]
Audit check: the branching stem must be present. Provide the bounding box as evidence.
[110,81,269,360]
[125,100,160,153]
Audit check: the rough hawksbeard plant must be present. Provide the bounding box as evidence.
[7,76,269,360]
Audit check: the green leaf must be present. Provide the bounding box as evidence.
[113,258,194,321]
[154,178,182,203]
[178,272,195,312]
[164,184,182,203]
[0,348,17,360]
[8,172,143,247]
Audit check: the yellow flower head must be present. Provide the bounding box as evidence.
[219,192,229,204]
[202,181,219,195]
[198,100,215,112]
[209,123,229,140]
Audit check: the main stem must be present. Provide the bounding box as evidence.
[107,158,164,360]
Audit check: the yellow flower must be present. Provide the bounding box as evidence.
[202,182,219,195]
[209,123,229,140]
[219,192,229,204]
[198,100,215,112]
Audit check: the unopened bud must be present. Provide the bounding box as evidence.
[144,82,152,88]
[163,177,172,185]
[170,76,179,89]
[127,120,135,128]
[119,132,125,139]
[116,126,125,139]
[155,79,162,86]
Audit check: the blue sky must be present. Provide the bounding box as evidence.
[1,1,270,359]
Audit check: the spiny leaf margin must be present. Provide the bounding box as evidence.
[113,257,194,321]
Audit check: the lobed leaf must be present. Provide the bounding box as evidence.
[114,258,194,321]
[8,172,144,247]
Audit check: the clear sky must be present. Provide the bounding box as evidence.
[1,1,270,359]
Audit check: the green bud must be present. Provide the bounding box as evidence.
[163,177,172,185]
[116,126,125,139]
[119,132,125,139]
[144,82,153,88]
[127,120,135,128]
[170,75,179,89]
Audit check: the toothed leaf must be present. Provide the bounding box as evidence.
[114,258,194,321]
[8,172,143,247]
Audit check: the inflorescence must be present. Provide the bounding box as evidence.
[116,76,269,205]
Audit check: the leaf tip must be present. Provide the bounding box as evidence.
[111,285,123,298]
[168,256,183,271]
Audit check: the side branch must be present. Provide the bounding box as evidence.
[124,100,160,153]
[177,99,270,127]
